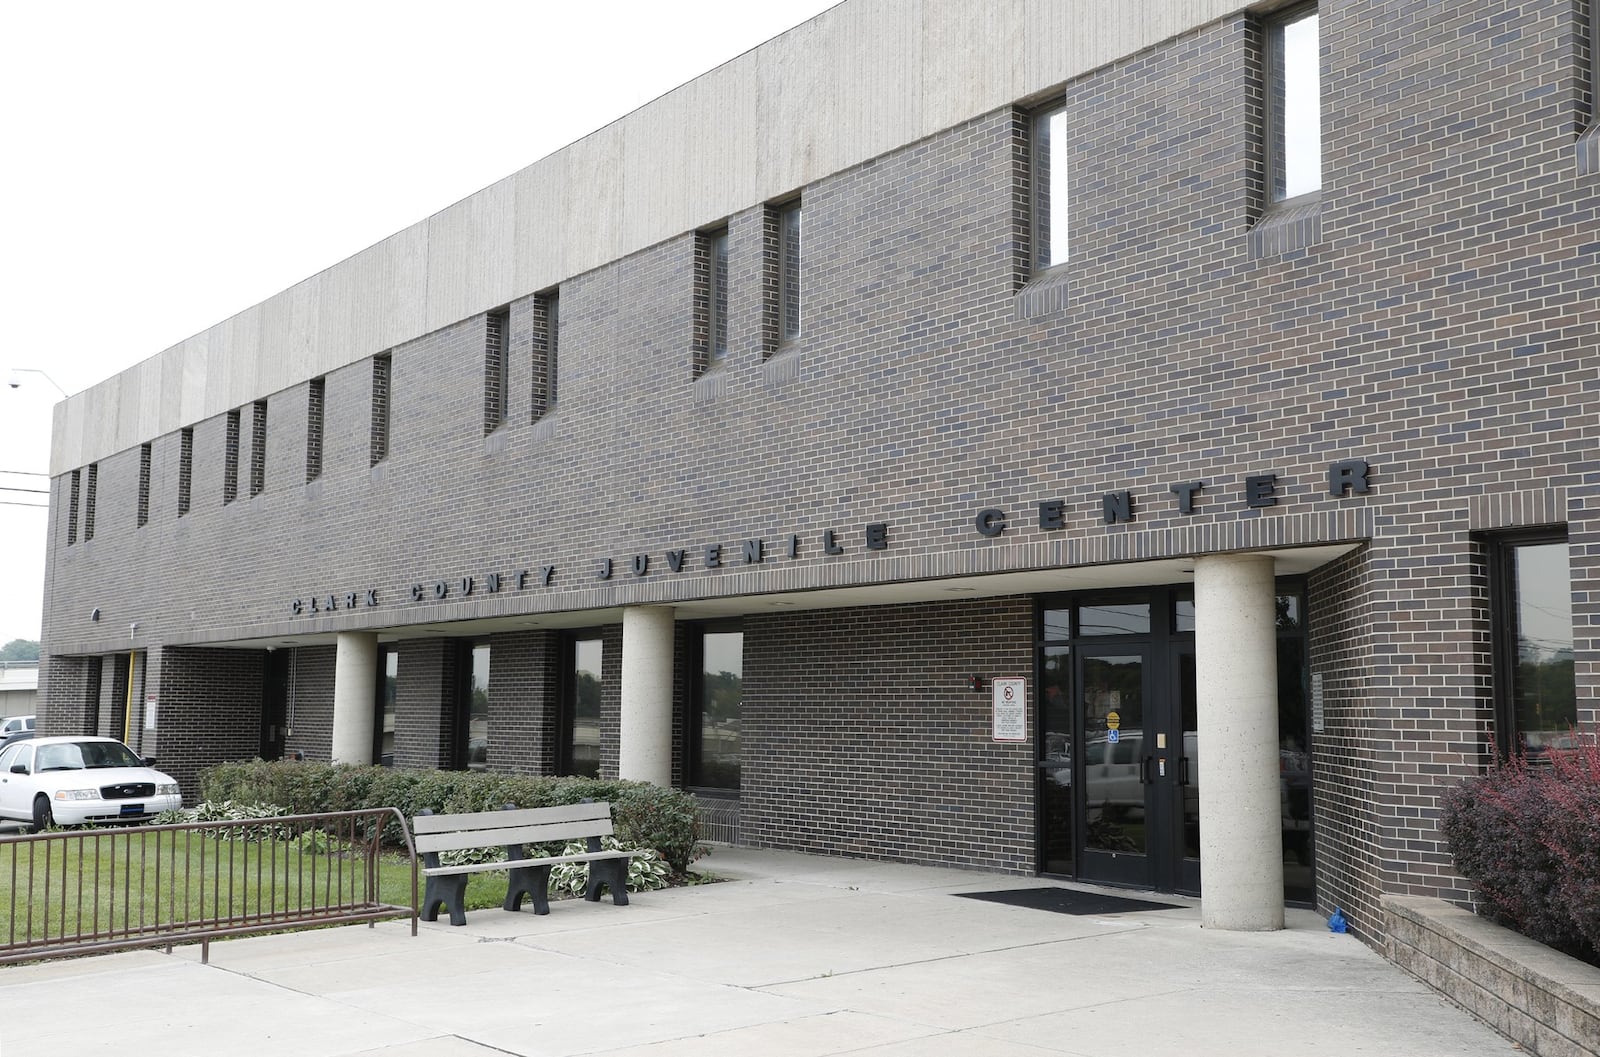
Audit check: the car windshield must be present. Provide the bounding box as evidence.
[35,741,145,772]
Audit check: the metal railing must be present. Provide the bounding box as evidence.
[0,808,417,964]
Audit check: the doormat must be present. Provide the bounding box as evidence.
[954,887,1186,916]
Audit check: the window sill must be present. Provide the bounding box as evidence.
[1250,191,1323,258]
[1014,267,1072,320]
[763,347,801,390]
[531,412,559,443]
[1577,124,1600,178]
[694,369,727,406]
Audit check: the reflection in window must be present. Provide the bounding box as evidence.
[1492,536,1575,760]
[1042,608,1071,642]
[466,643,489,771]
[693,627,742,790]
[569,638,603,778]
[1039,645,1073,874]
[376,647,397,767]
[1078,601,1150,636]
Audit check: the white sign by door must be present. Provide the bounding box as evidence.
[991,677,1027,742]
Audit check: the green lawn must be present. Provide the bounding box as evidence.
[0,828,507,949]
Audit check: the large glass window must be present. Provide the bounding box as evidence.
[1268,5,1321,201]
[1490,532,1576,760]
[691,625,742,790]
[1033,104,1068,270]
[567,637,603,778]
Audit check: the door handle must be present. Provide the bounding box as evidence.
[1179,757,1191,785]
[1140,755,1153,784]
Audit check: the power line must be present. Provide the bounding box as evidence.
[0,470,49,476]
[0,486,49,495]
[0,501,48,509]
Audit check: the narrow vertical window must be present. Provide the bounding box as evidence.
[1586,0,1598,127]
[533,290,559,418]
[693,229,730,376]
[1033,103,1068,270]
[1489,532,1576,761]
[306,377,325,482]
[710,228,729,363]
[778,201,802,341]
[177,428,193,517]
[458,641,490,771]
[249,399,267,497]
[223,409,241,505]
[565,636,602,778]
[1267,4,1321,202]
[82,464,97,541]
[375,646,398,766]
[484,308,508,434]
[137,443,151,527]
[691,624,743,790]
[370,353,391,465]
[66,469,80,545]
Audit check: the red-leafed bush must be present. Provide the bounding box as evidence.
[1541,735,1600,959]
[1441,730,1600,966]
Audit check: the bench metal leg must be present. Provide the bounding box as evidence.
[504,864,554,915]
[584,856,631,906]
[422,873,469,926]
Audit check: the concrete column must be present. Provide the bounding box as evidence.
[618,606,675,785]
[331,631,378,765]
[1195,553,1284,931]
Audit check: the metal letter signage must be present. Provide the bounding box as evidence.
[290,517,895,616]
[974,460,1373,537]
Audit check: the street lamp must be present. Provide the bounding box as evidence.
[7,368,70,399]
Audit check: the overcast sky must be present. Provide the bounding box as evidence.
[0,0,841,646]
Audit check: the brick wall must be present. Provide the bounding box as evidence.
[742,599,1036,872]
[151,647,264,799]
[281,646,335,762]
[395,639,457,770]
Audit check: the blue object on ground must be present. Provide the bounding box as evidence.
[1328,908,1348,933]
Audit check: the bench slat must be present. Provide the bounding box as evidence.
[415,817,616,855]
[412,802,611,835]
[423,848,641,877]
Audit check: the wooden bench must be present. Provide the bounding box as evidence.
[413,801,643,926]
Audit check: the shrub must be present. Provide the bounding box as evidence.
[199,760,705,873]
[548,837,671,896]
[1442,731,1600,964]
[1541,736,1600,958]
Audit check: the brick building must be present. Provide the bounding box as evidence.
[38,0,1599,941]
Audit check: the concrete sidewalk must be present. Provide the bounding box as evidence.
[0,847,1515,1056]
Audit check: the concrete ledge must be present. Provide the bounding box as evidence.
[1383,895,1600,1057]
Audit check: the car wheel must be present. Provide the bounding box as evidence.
[30,795,53,833]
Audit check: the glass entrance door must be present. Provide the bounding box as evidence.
[1038,584,1311,900]
[1078,648,1153,887]
[1074,645,1199,893]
